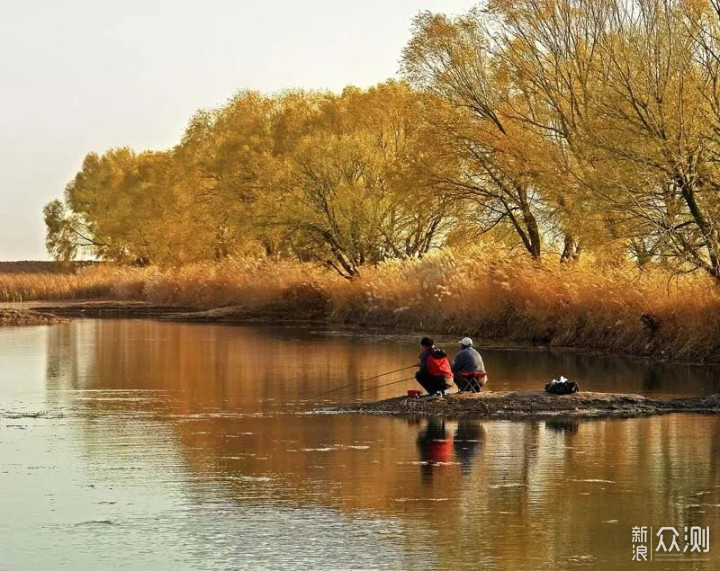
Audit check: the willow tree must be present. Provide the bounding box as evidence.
[486,0,720,277]
[263,83,453,277]
[172,91,278,260]
[485,0,615,262]
[402,10,574,261]
[44,148,178,263]
[340,83,455,263]
[578,0,720,277]
[43,198,94,264]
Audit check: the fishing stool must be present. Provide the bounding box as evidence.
[460,371,487,393]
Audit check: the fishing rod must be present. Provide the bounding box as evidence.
[315,365,417,398]
[353,375,418,397]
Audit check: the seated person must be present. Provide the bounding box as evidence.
[451,337,487,392]
[415,337,453,396]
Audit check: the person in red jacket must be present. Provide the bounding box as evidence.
[415,337,454,397]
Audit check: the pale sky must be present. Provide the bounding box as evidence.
[0,0,476,261]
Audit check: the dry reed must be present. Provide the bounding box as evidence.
[0,264,153,302]
[2,250,719,361]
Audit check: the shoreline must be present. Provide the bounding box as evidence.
[0,308,68,326]
[17,299,720,367]
[4,253,720,364]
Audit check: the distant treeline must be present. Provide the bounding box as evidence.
[44,0,720,281]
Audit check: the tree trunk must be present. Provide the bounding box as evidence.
[518,186,542,260]
[560,234,581,263]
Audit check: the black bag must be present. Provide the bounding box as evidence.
[545,379,579,394]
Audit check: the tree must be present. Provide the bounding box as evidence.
[172,91,278,260]
[487,0,720,278]
[264,84,454,277]
[402,10,562,260]
[56,148,179,264]
[43,199,96,264]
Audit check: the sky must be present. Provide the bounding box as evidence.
[0,0,476,261]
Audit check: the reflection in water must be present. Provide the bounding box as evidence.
[416,418,453,482]
[1,320,720,569]
[42,319,720,404]
[544,418,580,434]
[454,419,485,476]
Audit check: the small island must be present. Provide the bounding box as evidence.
[336,391,720,420]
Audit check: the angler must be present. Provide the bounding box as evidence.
[414,337,453,398]
[451,337,487,393]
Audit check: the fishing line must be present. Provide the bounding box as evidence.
[315,365,416,398]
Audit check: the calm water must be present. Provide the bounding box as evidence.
[1,320,720,570]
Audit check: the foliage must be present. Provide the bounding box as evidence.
[47,85,453,277]
[43,0,720,283]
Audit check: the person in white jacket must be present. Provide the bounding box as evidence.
[451,337,487,392]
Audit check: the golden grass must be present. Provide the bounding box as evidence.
[2,250,719,361]
[142,258,336,307]
[328,249,720,361]
[0,265,152,301]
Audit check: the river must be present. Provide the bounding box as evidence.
[1,319,719,569]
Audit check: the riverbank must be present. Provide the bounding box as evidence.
[336,391,720,420]
[31,300,199,319]
[4,250,720,362]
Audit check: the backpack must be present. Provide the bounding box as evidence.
[545,377,579,395]
[427,348,452,377]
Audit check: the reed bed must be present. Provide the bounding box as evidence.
[2,250,719,361]
[0,264,153,302]
[328,249,720,362]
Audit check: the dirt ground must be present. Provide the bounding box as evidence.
[334,391,720,419]
[0,309,67,326]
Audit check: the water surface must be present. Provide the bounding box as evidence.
[1,320,719,569]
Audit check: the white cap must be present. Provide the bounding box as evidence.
[459,337,473,347]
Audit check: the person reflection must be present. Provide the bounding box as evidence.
[416,417,452,482]
[453,419,485,476]
[544,418,579,435]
